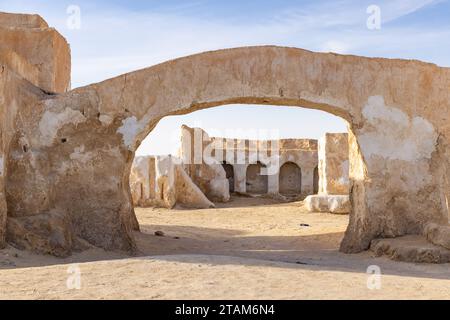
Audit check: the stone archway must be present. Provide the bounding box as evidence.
[246,162,268,194]
[4,46,450,256]
[279,162,302,195]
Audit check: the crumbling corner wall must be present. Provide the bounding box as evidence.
[130,155,214,209]
[305,132,350,214]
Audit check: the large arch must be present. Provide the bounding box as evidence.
[279,162,302,195]
[5,46,450,256]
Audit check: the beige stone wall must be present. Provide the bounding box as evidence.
[130,155,214,209]
[0,66,44,249]
[130,156,156,207]
[318,133,349,195]
[0,12,48,28]
[0,12,71,93]
[180,125,230,202]
[305,132,350,215]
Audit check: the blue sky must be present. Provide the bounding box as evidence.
[1,0,449,155]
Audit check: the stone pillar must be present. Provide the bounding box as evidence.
[0,12,71,93]
[318,133,349,195]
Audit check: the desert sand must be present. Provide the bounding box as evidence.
[0,196,449,300]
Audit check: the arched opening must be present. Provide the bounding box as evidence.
[279,162,302,195]
[109,46,378,255]
[246,161,269,195]
[313,166,319,194]
[222,162,235,193]
[2,41,446,271]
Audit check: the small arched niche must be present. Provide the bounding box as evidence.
[279,162,302,195]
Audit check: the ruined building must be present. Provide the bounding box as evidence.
[131,125,345,208]
[0,12,449,261]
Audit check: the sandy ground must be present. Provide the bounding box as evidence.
[0,196,449,300]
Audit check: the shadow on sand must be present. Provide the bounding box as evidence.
[1,222,449,281]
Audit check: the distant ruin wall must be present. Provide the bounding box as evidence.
[130,155,214,209]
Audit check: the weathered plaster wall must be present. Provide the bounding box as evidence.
[318,133,349,195]
[305,195,350,214]
[130,156,155,207]
[83,46,450,253]
[0,67,45,249]
[0,12,48,28]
